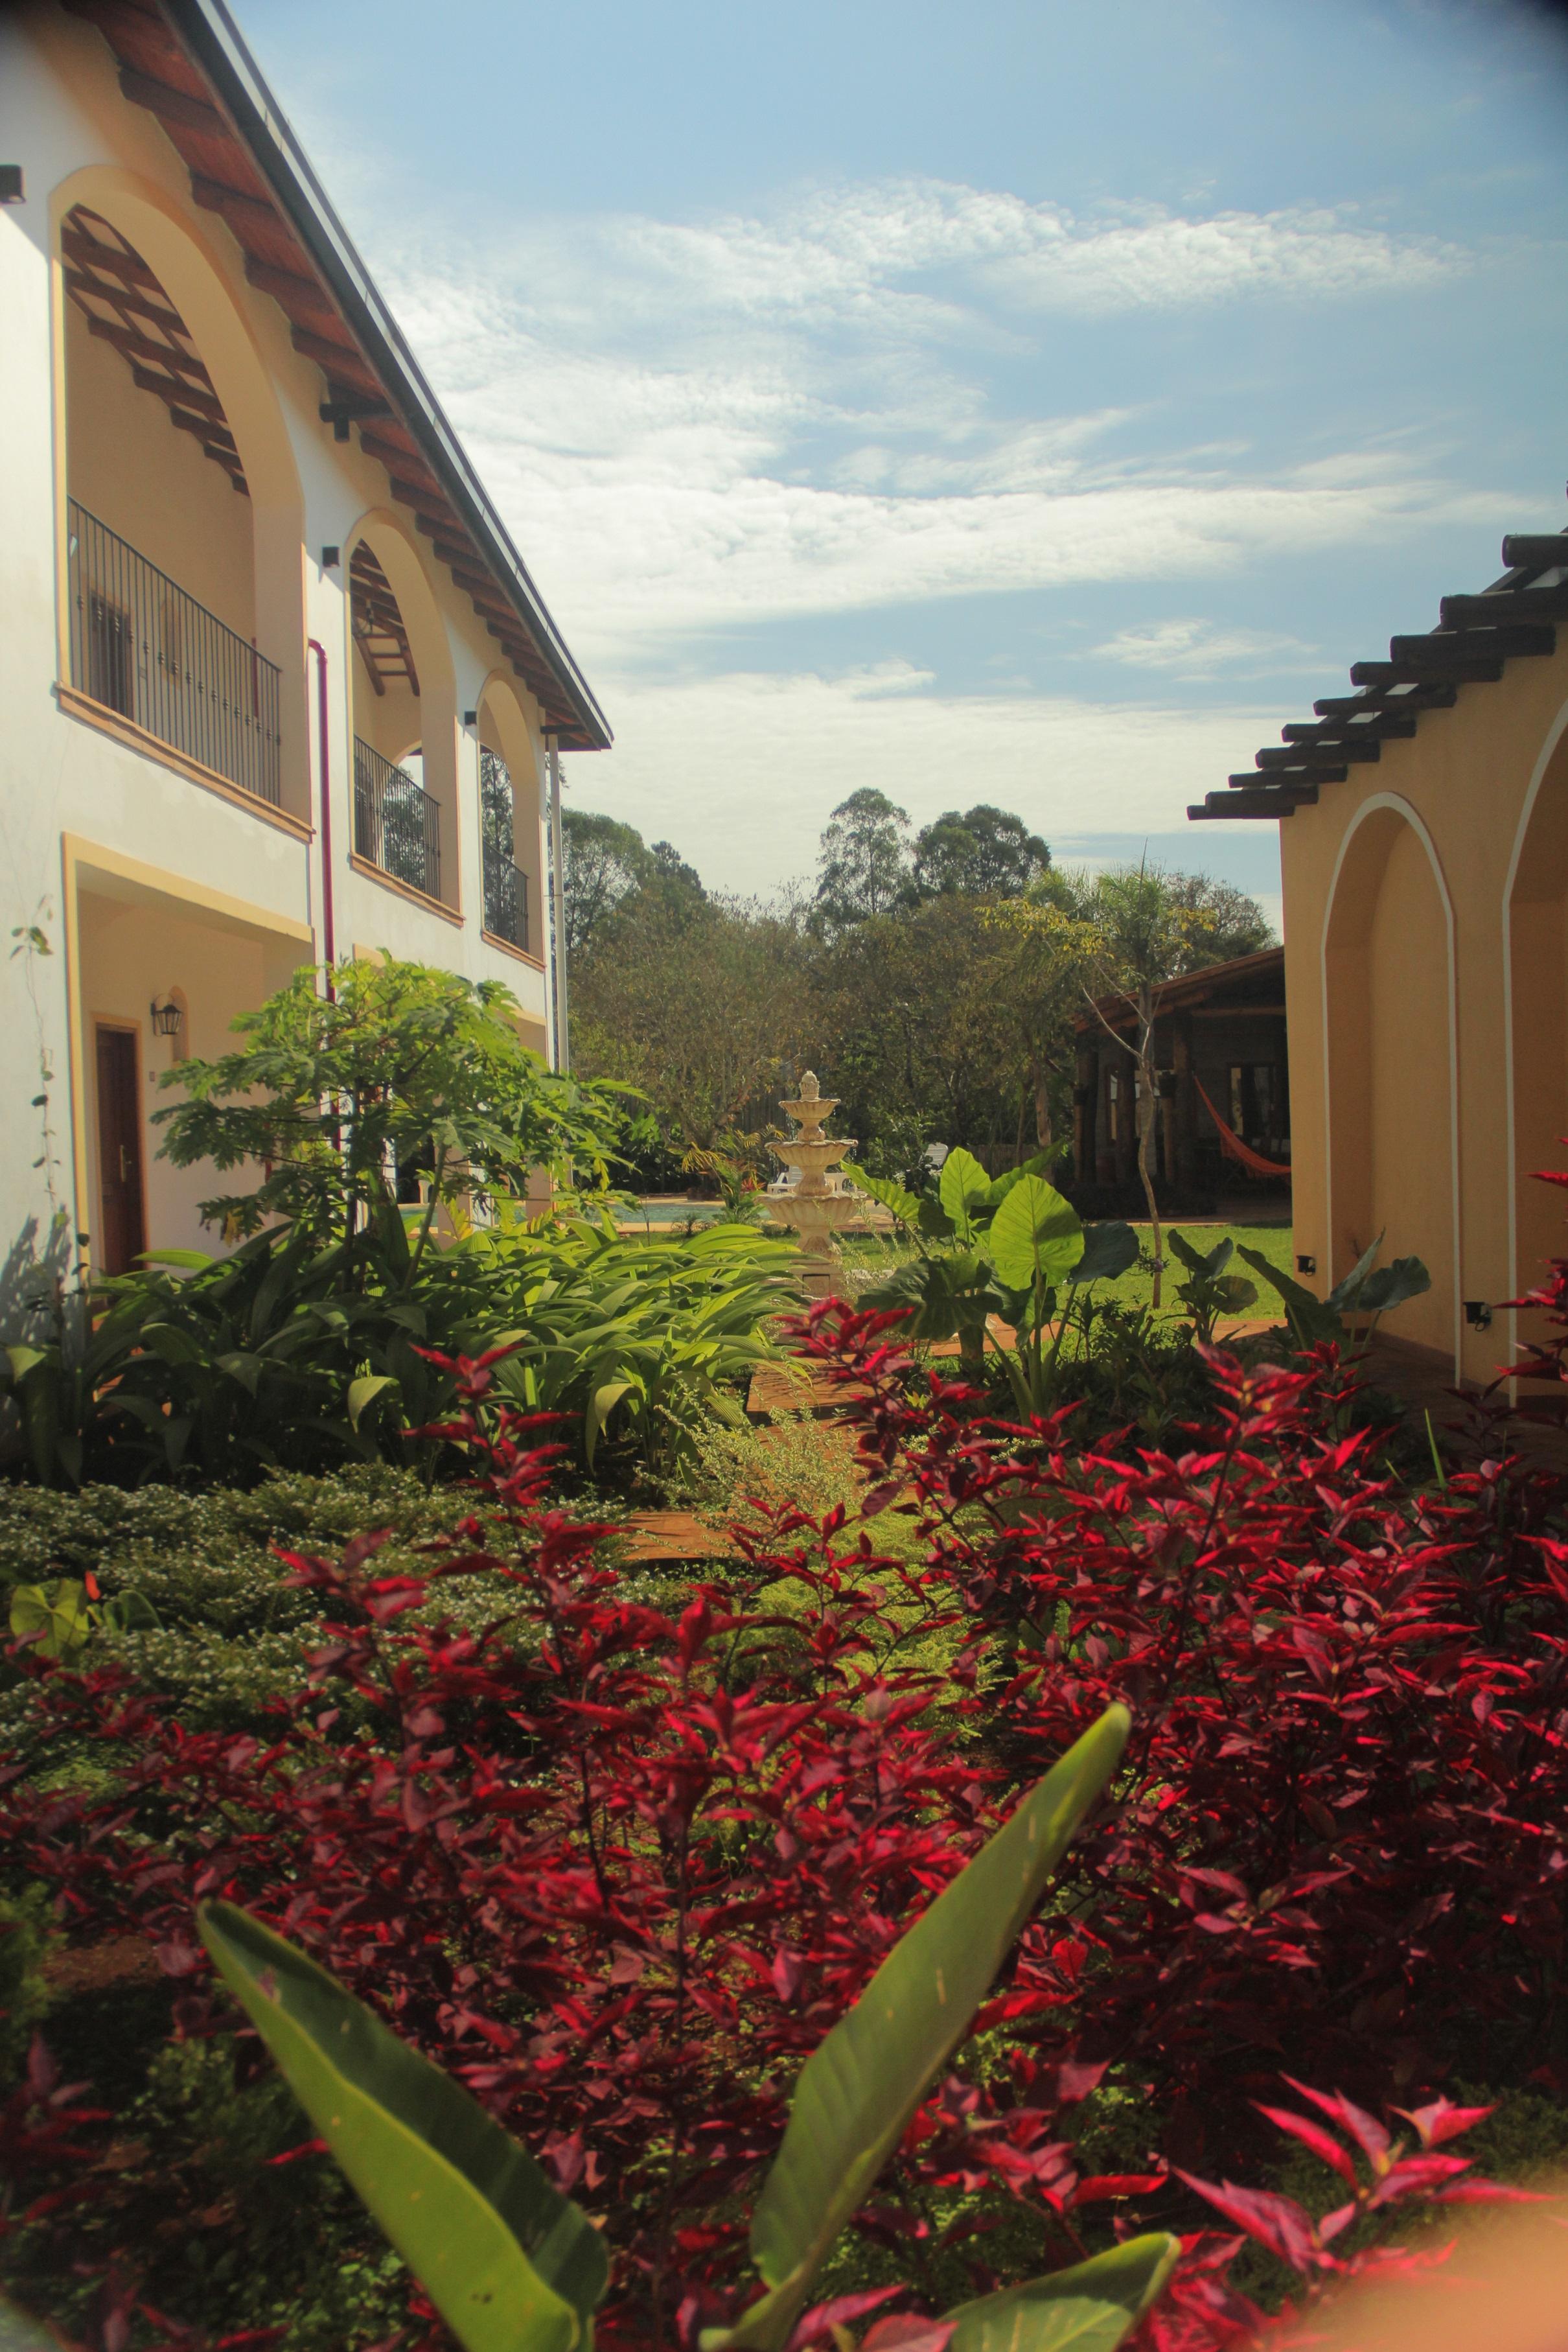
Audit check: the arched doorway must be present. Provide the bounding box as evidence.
[476,676,544,960]
[1508,722,1568,1346]
[1324,801,1458,1367]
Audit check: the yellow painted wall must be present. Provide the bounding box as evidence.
[63,293,257,642]
[76,885,308,1257]
[1282,645,1568,1385]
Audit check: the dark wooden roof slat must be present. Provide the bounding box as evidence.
[1351,657,1505,688]
[1314,684,1458,718]
[1257,740,1379,769]
[1191,786,1317,819]
[117,61,223,130]
[1283,716,1416,745]
[1230,765,1345,787]
[1500,533,1568,574]
[1390,624,1555,664]
[1440,588,1568,629]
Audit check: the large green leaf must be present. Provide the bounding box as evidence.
[1354,1255,1430,1314]
[9,1579,93,1662]
[987,1177,1083,1292]
[938,1148,992,1240]
[198,1902,607,2352]
[1068,1222,1138,1285]
[945,2235,1181,2352]
[733,1705,1131,2351]
[1236,1246,1342,1345]
[862,1253,995,1345]
[840,1163,922,1229]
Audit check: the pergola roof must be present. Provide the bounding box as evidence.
[1189,531,1567,823]
[1076,944,1285,1034]
[63,0,611,751]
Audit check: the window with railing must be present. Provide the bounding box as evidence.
[479,747,529,949]
[66,500,282,806]
[354,736,441,902]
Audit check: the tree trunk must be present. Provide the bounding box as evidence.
[1134,986,1163,1308]
[1031,1055,1052,1150]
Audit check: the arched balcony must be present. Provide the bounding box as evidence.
[58,203,297,813]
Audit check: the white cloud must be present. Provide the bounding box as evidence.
[370,180,1488,662]
[557,664,1274,897]
[1091,617,1321,679]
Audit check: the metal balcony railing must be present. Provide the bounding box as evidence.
[66,499,282,806]
[483,846,530,950]
[353,737,441,902]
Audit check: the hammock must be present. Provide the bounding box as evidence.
[1194,1078,1292,1180]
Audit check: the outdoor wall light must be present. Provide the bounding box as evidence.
[1464,1299,1493,1331]
[463,710,478,727]
[0,167,24,205]
[320,544,341,569]
[150,997,183,1041]
[1296,1253,1317,1275]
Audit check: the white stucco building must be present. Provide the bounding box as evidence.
[0,0,609,1305]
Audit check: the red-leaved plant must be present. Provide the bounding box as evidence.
[5,1166,1568,2350]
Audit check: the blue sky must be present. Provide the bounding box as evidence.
[245,0,1568,930]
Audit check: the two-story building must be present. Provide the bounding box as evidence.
[0,0,609,1302]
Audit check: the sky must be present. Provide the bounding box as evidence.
[243,0,1568,935]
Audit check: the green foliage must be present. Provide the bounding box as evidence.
[155,955,630,1256]
[1238,1231,1431,1349]
[855,1150,1135,1411]
[1166,1229,1258,1345]
[195,1705,1174,2352]
[912,804,1051,901]
[0,1206,797,1493]
[813,788,915,930]
[0,1885,56,2082]
[201,1906,606,2352]
[8,1575,161,1661]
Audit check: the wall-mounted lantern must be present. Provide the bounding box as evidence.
[150,996,184,1041]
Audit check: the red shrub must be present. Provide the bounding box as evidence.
[5,1247,1567,2348]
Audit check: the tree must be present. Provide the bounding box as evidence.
[1078,865,1221,1304]
[1163,870,1274,964]
[156,958,628,1283]
[560,808,654,958]
[980,886,1096,1150]
[573,889,811,1152]
[913,804,1051,900]
[813,789,912,931]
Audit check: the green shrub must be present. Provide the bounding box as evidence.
[0,1885,55,2083]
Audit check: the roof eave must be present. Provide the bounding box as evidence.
[161,0,612,752]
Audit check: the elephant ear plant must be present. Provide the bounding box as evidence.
[850,1148,1136,1412]
[198,1703,1177,2352]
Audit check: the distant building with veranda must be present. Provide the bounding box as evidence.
[0,0,609,1292]
[1190,525,1568,1392]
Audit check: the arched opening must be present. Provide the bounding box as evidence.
[1324,803,1457,1366]
[346,518,457,909]
[55,189,305,814]
[476,679,544,958]
[1508,725,1568,1342]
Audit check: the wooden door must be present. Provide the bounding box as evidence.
[95,1025,145,1275]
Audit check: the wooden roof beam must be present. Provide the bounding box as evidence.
[1283,716,1417,744]
[244,255,338,318]
[117,64,224,134]
[1389,623,1554,664]
[1257,740,1379,769]
[1315,684,1457,717]
[1191,786,1315,820]
[1501,533,1568,573]
[1229,765,1345,787]
[1440,587,1568,628]
[1351,657,1504,688]
[190,174,280,229]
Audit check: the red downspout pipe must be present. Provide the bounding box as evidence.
[307,639,336,987]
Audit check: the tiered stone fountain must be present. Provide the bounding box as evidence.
[765,1071,862,1298]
